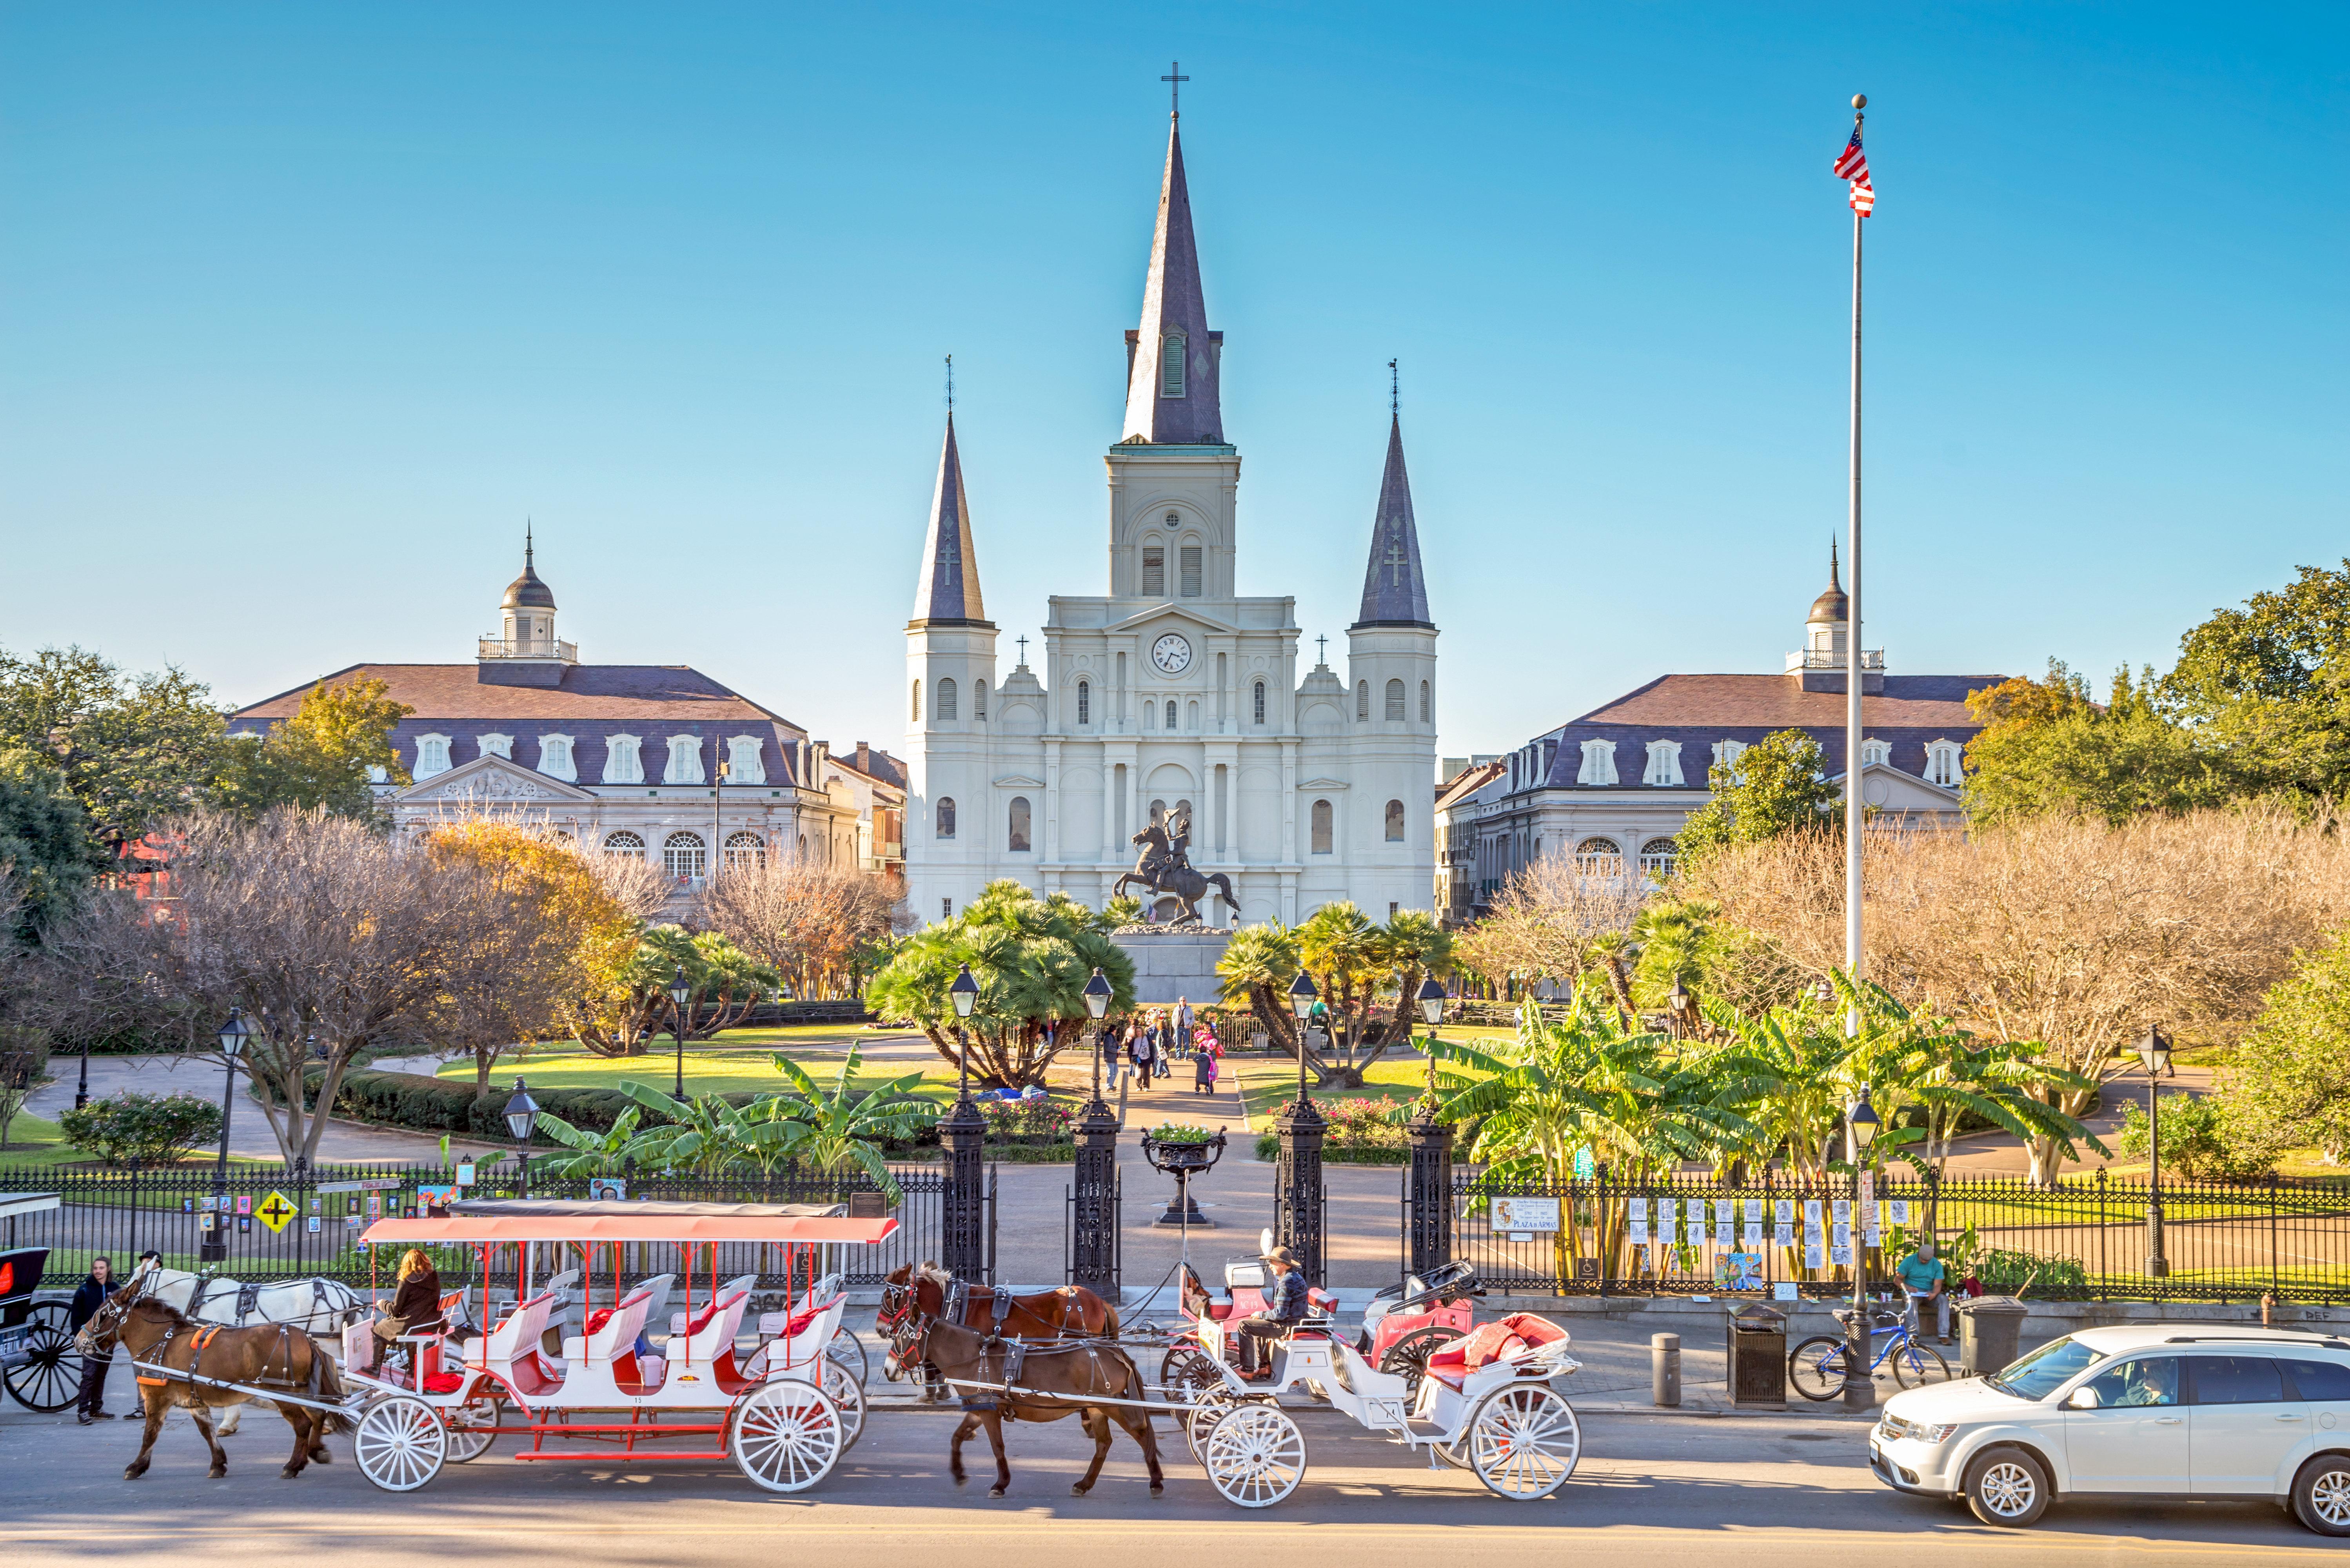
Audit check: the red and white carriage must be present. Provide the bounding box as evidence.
[342,1200,891,1494]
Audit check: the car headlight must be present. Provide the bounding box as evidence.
[1880,1415,1958,1445]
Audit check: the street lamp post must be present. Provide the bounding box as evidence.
[669,965,692,1101]
[205,1008,250,1263]
[2137,1025,2173,1278]
[75,1031,91,1112]
[1406,975,1455,1279]
[1070,966,1119,1293]
[1286,971,1318,1108]
[504,1078,540,1200]
[941,962,986,1279]
[1275,970,1327,1285]
[1843,1090,1881,1412]
[1667,977,1694,1040]
[949,963,980,1102]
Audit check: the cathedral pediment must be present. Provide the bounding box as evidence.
[992,774,1046,789]
[1100,603,1235,636]
[390,754,597,804]
[1296,777,1351,791]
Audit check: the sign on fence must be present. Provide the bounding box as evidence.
[255,1191,298,1232]
[1491,1196,1561,1236]
[314,1179,405,1194]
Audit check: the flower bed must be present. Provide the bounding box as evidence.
[1253,1096,1418,1165]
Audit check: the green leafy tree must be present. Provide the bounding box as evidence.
[2115,1093,2277,1181]
[866,880,1137,1089]
[607,1082,778,1177]
[1676,730,1840,869]
[212,676,411,821]
[58,1091,223,1165]
[1960,660,2225,825]
[2163,560,2350,800]
[0,745,110,938]
[0,646,228,851]
[2217,926,2350,1165]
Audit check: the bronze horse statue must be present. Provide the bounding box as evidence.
[77,1274,350,1481]
[1111,815,1237,927]
[886,1303,1165,1498]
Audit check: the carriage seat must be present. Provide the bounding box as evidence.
[669,1290,750,1367]
[562,1286,653,1365]
[756,1294,842,1343]
[1421,1313,1568,1392]
[671,1275,758,1338]
[463,1291,563,1396]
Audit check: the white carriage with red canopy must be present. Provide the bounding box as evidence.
[345,1199,892,1494]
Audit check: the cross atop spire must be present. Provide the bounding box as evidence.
[1162,60,1188,118]
[1351,413,1434,630]
[1119,109,1223,445]
[909,414,991,627]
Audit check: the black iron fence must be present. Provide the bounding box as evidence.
[0,1161,994,1294]
[1451,1168,2350,1304]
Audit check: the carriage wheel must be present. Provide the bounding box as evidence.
[1466,1383,1580,1500]
[354,1395,447,1492]
[2,1303,84,1412]
[730,1381,844,1493]
[442,1397,500,1463]
[1185,1385,1240,1463]
[1160,1341,1220,1400]
[1200,1403,1306,1508]
[826,1323,869,1386]
[1378,1325,1465,1406]
[820,1359,867,1452]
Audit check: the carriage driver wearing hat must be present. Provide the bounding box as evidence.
[1235,1247,1309,1376]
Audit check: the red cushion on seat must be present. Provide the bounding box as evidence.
[584,1307,616,1335]
[420,1372,464,1394]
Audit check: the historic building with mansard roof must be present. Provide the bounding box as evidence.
[904,107,1438,928]
[228,540,867,884]
[1435,552,2006,924]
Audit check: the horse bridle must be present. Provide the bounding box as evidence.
[74,1268,159,1354]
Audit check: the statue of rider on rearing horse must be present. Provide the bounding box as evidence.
[1112,806,1237,927]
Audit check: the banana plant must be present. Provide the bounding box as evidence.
[608,1081,776,1178]
[759,1045,939,1203]
[528,1105,644,1179]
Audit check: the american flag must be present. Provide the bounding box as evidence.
[1835,126,1874,216]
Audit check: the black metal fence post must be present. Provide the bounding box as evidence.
[1404,1100,1454,1280]
[1274,1095,1326,1288]
[1068,1080,1122,1295]
[939,1098,987,1281]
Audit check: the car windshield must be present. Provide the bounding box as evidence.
[1986,1335,2104,1399]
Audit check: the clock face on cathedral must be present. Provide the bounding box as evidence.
[1150,633,1193,675]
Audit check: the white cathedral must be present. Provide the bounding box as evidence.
[903,110,1439,930]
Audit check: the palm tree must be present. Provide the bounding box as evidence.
[1377,909,1454,1051]
[1215,922,1301,1056]
[761,1045,938,1202]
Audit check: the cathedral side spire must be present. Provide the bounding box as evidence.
[1120,115,1223,445]
[1350,414,1434,629]
[910,413,990,626]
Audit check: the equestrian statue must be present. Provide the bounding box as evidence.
[1111,808,1237,927]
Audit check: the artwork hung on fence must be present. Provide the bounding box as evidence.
[1717,1252,1764,1290]
[1887,1199,1911,1225]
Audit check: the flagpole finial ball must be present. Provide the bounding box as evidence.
[1852,94,1867,109]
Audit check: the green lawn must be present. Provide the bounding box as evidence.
[435,1032,967,1102]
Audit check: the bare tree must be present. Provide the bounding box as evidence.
[1453,853,1647,997]
[697,860,910,1000]
[1689,805,2350,1183]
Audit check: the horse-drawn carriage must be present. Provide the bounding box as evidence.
[339,1200,891,1493]
[0,1191,82,1414]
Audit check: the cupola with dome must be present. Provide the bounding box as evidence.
[479,529,578,686]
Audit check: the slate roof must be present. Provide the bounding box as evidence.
[230,663,806,788]
[1120,116,1223,445]
[910,414,987,625]
[1353,415,1434,629]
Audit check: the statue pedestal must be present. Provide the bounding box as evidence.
[1111,928,1236,1006]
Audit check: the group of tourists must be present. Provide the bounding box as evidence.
[1100,997,1225,1095]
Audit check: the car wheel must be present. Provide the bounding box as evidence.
[2293,1454,2350,1537]
[1962,1445,2050,1528]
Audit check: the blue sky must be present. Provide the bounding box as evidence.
[2,4,2341,758]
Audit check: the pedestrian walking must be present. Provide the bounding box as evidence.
[1101,1021,1123,1093]
[1192,1027,1222,1094]
[1130,1020,1155,1087]
[1175,996,1194,1054]
[68,1256,120,1425]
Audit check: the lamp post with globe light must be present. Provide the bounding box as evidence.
[504,1079,540,1200]
[940,962,986,1279]
[2137,1026,2174,1277]
[1274,969,1326,1285]
[203,1008,251,1263]
[1842,1091,1882,1411]
[1406,975,1455,1277]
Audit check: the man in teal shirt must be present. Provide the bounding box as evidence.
[1896,1238,1950,1344]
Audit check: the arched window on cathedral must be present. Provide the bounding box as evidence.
[663,831,706,882]
[974,680,987,721]
[1186,699,1199,731]
[725,831,766,871]
[911,681,921,722]
[1385,679,1406,721]
[937,678,957,720]
[935,797,956,839]
[1310,799,1334,855]
[1253,681,1266,725]
[1077,680,1090,726]
[1007,796,1032,852]
[1420,680,1431,723]
[1384,799,1406,842]
[1161,332,1187,397]
[1142,699,1156,731]
[1356,682,1369,721]
[602,830,645,859]
[1180,545,1202,597]
[1164,699,1178,730]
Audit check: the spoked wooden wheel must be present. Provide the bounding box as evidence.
[1200,1403,1306,1508]
[354,1394,447,1492]
[1466,1383,1580,1500]
[820,1358,867,1451]
[1185,1384,1239,1463]
[442,1397,500,1463]
[1379,1325,1464,1406]
[1161,1341,1221,1399]
[730,1380,844,1493]
[2,1304,84,1412]
[827,1324,869,1385]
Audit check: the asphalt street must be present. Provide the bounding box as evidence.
[4,1381,2334,1566]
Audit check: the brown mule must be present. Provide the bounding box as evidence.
[891,1312,1164,1499]
[877,1263,1119,1347]
[77,1279,349,1482]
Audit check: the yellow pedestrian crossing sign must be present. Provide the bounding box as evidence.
[256,1191,298,1233]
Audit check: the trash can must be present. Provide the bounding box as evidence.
[1726,1302,1788,1409]
[1957,1295,2029,1378]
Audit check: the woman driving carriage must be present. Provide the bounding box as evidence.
[372,1249,447,1349]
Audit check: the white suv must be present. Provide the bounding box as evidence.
[1869,1325,2350,1535]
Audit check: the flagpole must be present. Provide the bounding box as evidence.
[1843,93,1866,1024]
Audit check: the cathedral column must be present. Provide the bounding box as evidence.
[1279,739,1299,863]
[1043,739,1062,863]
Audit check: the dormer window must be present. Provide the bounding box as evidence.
[413,734,452,778]
[1860,739,1891,769]
[1161,332,1187,397]
[1926,739,1963,788]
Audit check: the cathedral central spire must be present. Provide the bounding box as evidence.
[1120,115,1223,445]
[909,413,990,626]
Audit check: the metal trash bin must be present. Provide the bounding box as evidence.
[1958,1295,2029,1378]
[1726,1302,1788,1408]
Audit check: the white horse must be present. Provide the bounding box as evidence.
[133,1265,368,1433]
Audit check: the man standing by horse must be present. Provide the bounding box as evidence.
[69,1256,122,1424]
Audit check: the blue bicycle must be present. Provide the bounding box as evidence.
[1788,1296,1951,1400]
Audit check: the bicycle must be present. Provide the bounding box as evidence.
[1787,1296,1952,1401]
